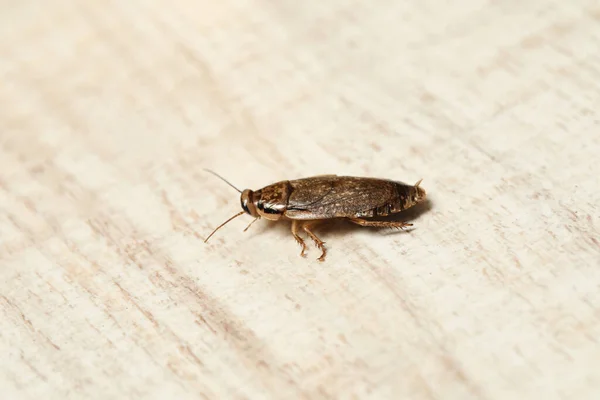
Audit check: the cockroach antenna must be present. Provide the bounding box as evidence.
[204,211,245,243]
[204,169,242,193]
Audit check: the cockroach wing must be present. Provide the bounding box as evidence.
[284,176,402,220]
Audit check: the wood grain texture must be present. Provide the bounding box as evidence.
[1,1,599,399]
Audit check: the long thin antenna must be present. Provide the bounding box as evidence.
[204,211,245,243]
[204,169,242,193]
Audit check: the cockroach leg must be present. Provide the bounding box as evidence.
[243,217,259,232]
[291,220,307,257]
[347,218,413,230]
[302,222,327,262]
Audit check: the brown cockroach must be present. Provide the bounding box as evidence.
[204,170,427,261]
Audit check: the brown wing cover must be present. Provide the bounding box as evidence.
[285,176,409,220]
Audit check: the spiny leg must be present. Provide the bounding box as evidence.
[347,218,413,230]
[291,220,307,257]
[302,222,327,262]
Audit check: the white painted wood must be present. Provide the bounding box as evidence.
[1,1,599,399]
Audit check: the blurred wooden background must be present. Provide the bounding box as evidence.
[1,1,599,399]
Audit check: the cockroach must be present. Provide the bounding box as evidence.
[204,170,427,261]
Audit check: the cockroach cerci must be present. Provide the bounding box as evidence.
[204,170,427,261]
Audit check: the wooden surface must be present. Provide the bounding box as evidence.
[1,1,600,399]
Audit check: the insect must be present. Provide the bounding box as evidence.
[204,170,427,261]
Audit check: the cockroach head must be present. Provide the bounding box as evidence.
[240,189,259,217]
[413,179,426,203]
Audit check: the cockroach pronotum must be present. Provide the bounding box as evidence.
[204,170,427,261]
